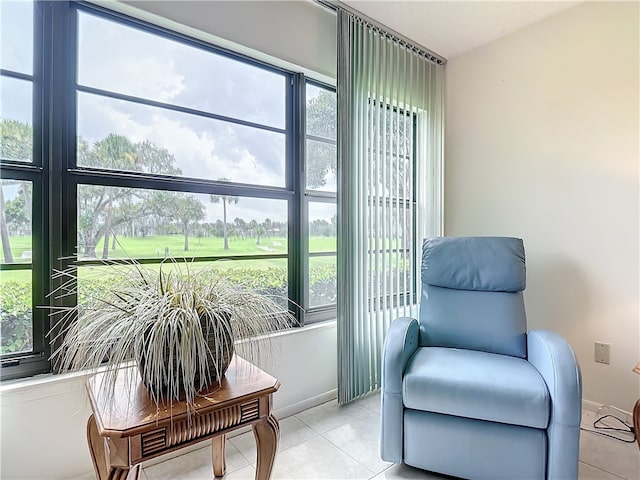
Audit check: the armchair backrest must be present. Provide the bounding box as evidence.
[419,236,528,358]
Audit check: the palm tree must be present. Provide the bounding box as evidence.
[263,218,272,239]
[210,178,239,251]
[234,217,247,240]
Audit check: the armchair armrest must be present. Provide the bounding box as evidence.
[528,329,582,480]
[380,317,419,462]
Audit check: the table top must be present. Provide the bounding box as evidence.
[87,356,279,436]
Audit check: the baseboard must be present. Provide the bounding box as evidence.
[582,399,601,414]
[274,389,338,419]
[582,398,633,423]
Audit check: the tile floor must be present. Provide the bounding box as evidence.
[130,394,639,480]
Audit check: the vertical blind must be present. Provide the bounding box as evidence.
[336,9,444,404]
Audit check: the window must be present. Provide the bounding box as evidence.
[305,82,337,317]
[0,0,49,376]
[72,9,295,320]
[1,1,343,380]
[368,100,417,309]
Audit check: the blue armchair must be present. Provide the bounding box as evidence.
[381,237,582,479]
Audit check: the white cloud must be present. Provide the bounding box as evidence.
[73,9,296,224]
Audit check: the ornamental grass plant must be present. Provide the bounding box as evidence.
[48,258,296,409]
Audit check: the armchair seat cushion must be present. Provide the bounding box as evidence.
[403,347,550,429]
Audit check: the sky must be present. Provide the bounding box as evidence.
[0,1,336,225]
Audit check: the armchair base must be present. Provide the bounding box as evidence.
[404,409,547,480]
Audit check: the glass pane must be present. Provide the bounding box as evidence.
[77,11,285,129]
[0,76,33,162]
[369,104,414,200]
[309,255,336,308]
[306,139,336,192]
[0,269,33,355]
[0,0,33,75]
[308,202,336,253]
[368,250,413,299]
[368,204,413,252]
[367,156,413,200]
[306,84,336,139]
[77,185,288,261]
[212,258,289,303]
[78,257,288,314]
[0,180,32,264]
[367,203,414,305]
[77,92,286,186]
[308,201,336,309]
[370,107,413,157]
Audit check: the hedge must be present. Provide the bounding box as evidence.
[0,265,338,355]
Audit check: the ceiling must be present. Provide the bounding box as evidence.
[341,1,582,59]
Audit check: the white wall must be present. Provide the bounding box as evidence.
[445,2,639,411]
[0,322,337,480]
[116,0,337,82]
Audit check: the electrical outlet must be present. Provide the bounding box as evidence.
[595,342,610,365]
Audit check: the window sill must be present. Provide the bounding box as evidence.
[0,319,337,403]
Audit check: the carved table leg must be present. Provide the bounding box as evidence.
[124,465,143,480]
[252,415,280,480]
[106,468,134,480]
[87,414,131,480]
[212,434,227,477]
[87,414,109,480]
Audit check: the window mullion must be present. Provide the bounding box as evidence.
[47,0,77,368]
[289,73,306,324]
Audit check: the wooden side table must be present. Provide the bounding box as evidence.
[86,356,280,480]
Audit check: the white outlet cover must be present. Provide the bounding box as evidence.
[594,342,610,364]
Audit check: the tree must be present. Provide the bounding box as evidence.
[210,179,239,251]
[147,191,206,252]
[248,219,263,245]
[255,226,266,245]
[211,220,224,238]
[263,218,272,239]
[0,186,13,263]
[76,135,183,258]
[4,193,29,234]
[1,120,34,262]
[0,119,32,162]
[233,217,246,240]
[135,140,181,176]
[310,218,334,237]
[172,195,206,252]
[93,135,139,259]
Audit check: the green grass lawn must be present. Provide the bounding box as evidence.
[0,269,32,284]
[92,234,292,259]
[0,232,415,264]
[0,236,32,263]
[0,234,337,263]
[0,234,338,284]
[98,234,338,258]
